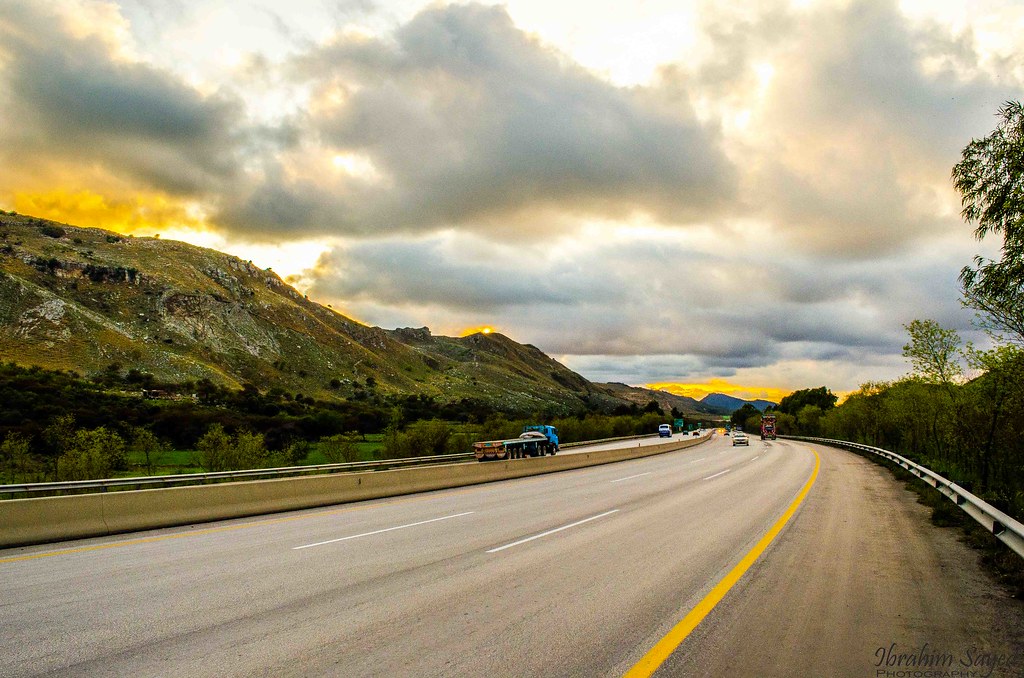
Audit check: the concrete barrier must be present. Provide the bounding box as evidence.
[0,434,710,548]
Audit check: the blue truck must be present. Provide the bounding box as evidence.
[473,425,560,461]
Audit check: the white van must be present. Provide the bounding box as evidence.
[658,424,672,438]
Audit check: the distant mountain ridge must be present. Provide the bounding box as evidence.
[700,393,777,414]
[597,382,717,416]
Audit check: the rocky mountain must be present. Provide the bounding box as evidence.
[598,382,717,417]
[699,393,777,414]
[0,213,623,414]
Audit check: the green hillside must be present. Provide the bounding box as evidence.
[0,212,622,414]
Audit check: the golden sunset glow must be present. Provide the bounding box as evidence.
[461,326,496,336]
[13,190,208,236]
[647,379,791,404]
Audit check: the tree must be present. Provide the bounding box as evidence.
[902,320,964,391]
[230,430,268,469]
[381,426,412,458]
[42,414,76,457]
[795,405,823,435]
[902,319,968,463]
[284,439,313,465]
[775,411,797,436]
[951,100,1024,343]
[643,400,663,414]
[43,414,76,478]
[730,403,759,429]
[319,433,361,463]
[777,387,838,416]
[408,419,452,456]
[1,432,32,483]
[129,427,163,476]
[59,427,127,480]
[197,423,232,471]
[964,344,1024,491]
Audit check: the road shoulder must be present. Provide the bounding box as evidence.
[657,442,1024,678]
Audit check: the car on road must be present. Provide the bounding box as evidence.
[732,433,749,446]
[658,424,672,438]
[692,430,700,436]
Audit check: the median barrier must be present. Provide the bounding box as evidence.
[2,492,107,547]
[0,433,710,548]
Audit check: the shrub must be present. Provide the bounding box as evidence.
[196,423,231,471]
[58,427,126,480]
[319,432,361,463]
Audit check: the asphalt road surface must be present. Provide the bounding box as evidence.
[562,430,707,455]
[2,437,1021,677]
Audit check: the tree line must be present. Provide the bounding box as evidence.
[0,361,692,482]
[820,324,1024,521]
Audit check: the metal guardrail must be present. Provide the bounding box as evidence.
[0,453,476,497]
[0,432,664,498]
[787,436,1024,559]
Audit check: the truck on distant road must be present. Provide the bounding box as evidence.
[473,425,560,461]
[760,413,777,440]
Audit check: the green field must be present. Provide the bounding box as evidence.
[121,434,388,476]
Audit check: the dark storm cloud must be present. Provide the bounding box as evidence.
[0,1,245,195]
[305,231,968,376]
[308,236,626,310]
[219,2,736,236]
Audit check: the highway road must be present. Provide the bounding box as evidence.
[2,436,1021,677]
[563,429,706,455]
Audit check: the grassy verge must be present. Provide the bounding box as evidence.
[299,435,385,465]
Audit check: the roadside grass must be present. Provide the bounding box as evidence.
[847,446,1024,599]
[122,448,203,475]
[122,434,389,474]
[301,435,385,465]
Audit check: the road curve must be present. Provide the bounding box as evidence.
[1,437,1020,677]
[651,439,1024,677]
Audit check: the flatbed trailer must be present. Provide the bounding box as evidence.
[473,426,559,461]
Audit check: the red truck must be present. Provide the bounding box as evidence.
[760,413,777,440]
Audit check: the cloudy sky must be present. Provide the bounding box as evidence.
[1,0,1021,401]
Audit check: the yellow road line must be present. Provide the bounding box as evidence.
[623,448,821,677]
